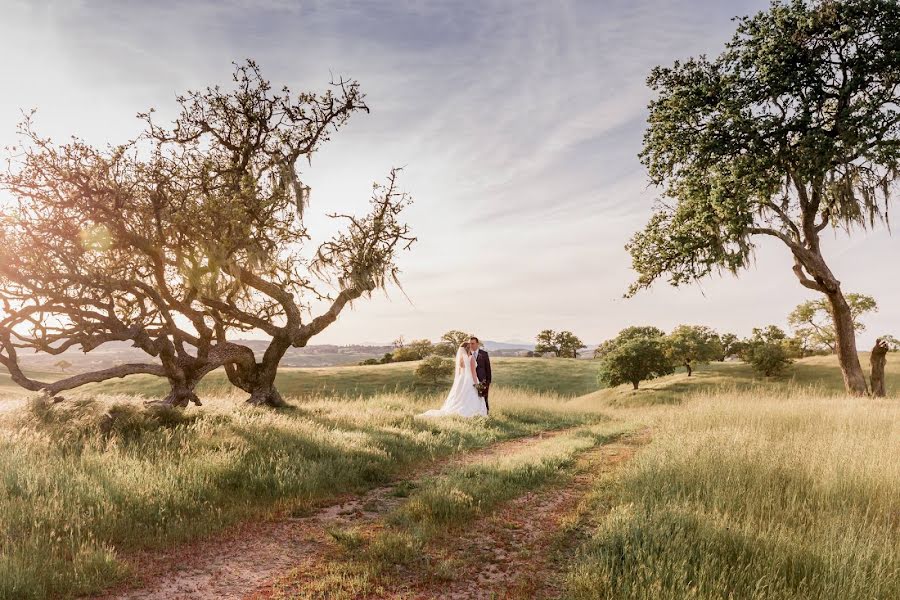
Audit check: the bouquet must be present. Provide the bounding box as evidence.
[473,381,489,397]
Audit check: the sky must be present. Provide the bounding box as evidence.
[0,0,897,347]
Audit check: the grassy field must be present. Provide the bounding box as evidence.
[0,357,602,403]
[564,388,900,599]
[0,354,897,599]
[0,386,605,600]
[274,420,636,598]
[578,352,900,407]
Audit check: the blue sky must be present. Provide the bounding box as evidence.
[1,0,897,346]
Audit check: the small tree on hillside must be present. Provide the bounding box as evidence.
[747,326,789,347]
[747,343,793,377]
[665,325,723,376]
[434,330,469,357]
[718,333,739,361]
[391,339,433,362]
[535,330,559,357]
[594,326,666,359]
[556,331,586,359]
[788,294,877,354]
[598,338,673,390]
[536,330,585,358]
[415,355,454,384]
[627,0,900,396]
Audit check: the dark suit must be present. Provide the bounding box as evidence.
[473,349,492,412]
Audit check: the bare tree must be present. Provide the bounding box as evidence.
[0,61,414,407]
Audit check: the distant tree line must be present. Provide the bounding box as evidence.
[596,307,896,393]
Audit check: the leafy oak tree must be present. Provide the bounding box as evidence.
[747,342,793,377]
[391,339,433,362]
[627,0,900,396]
[434,330,470,357]
[594,326,666,358]
[788,293,877,353]
[598,337,674,390]
[0,61,414,406]
[719,333,740,360]
[535,329,585,358]
[535,330,559,357]
[415,355,454,384]
[557,331,587,358]
[665,325,723,376]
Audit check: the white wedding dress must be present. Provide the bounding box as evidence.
[417,347,488,418]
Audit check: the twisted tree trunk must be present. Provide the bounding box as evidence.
[244,335,291,407]
[870,339,889,398]
[825,289,869,396]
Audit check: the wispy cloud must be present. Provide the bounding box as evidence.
[2,0,896,345]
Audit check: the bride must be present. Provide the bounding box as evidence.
[417,342,488,418]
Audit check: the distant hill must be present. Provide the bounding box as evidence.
[482,340,534,351]
[3,338,602,373]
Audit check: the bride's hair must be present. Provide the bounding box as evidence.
[459,341,471,354]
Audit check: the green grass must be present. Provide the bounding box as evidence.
[577,352,900,407]
[0,357,601,403]
[271,420,634,599]
[1,352,897,599]
[0,387,604,600]
[563,387,900,599]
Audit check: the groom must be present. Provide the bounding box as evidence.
[469,336,492,413]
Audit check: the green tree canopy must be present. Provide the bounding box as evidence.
[594,326,666,358]
[556,331,587,359]
[434,330,470,357]
[747,343,793,377]
[391,339,433,362]
[719,333,740,360]
[749,325,789,346]
[627,0,900,396]
[415,355,454,384]
[665,325,723,376]
[535,330,586,358]
[535,330,559,356]
[598,338,674,390]
[788,293,877,353]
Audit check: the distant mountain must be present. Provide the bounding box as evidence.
[482,340,534,351]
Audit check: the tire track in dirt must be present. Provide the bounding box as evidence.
[256,428,651,600]
[403,429,652,599]
[93,425,588,600]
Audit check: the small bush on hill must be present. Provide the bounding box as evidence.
[415,356,454,384]
[598,338,674,390]
[747,342,792,377]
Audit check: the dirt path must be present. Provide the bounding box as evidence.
[256,428,651,600]
[400,430,652,599]
[94,426,585,600]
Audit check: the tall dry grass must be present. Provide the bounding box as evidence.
[565,388,900,599]
[0,387,601,600]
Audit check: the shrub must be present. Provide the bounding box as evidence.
[746,342,792,377]
[598,338,674,390]
[415,356,454,384]
[392,339,434,362]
